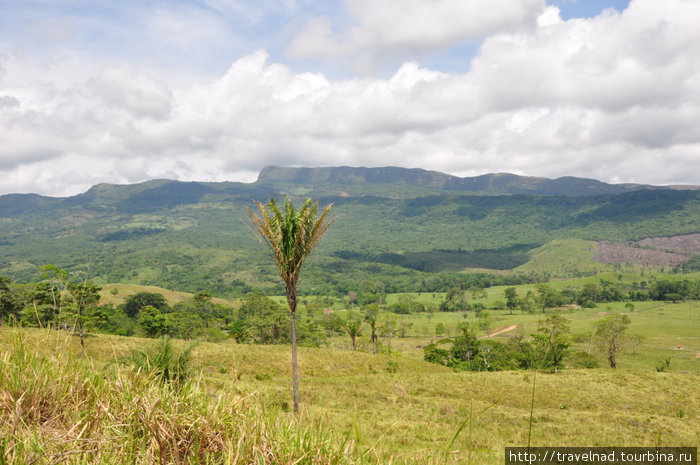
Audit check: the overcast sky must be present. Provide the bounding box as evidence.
[1,0,699,197]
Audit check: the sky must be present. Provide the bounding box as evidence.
[1,0,699,197]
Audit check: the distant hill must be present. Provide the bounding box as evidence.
[0,166,698,294]
[256,165,671,197]
[2,166,693,218]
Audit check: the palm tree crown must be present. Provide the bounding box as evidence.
[247,197,333,311]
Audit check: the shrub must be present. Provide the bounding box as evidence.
[566,351,600,369]
[131,336,198,386]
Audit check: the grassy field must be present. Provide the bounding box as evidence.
[2,299,698,464]
[7,275,698,464]
[99,283,233,307]
[99,280,700,374]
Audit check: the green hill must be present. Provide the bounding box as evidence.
[1,167,699,294]
[256,166,660,197]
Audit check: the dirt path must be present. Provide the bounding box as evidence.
[486,324,518,338]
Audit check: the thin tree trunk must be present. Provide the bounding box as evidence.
[287,282,299,413]
[467,340,472,371]
[79,320,85,356]
[609,341,617,368]
[33,302,43,329]
[290,311,299,413]
[50,284,58,329]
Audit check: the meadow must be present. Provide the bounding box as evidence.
[2,279,698,464]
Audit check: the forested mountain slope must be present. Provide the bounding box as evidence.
[1,167,698,295]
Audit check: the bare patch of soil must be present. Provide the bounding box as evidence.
[634,233,700,254]
[595,233,700,266]
[596,241,689,266]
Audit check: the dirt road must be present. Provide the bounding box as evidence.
[486,324,518,338]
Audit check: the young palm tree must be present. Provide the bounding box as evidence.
[247,197,333,413]
[344,319,363,351]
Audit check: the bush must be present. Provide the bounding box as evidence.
[424,343,450,365]
[566,351,600,369]
[131,336,198,386]
[206,326,228,342]
[385,360,398,373]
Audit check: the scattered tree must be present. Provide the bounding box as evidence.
[40,264,68,327]
[595,314,631,368]
[532,313,570,373]
[478,311,492,335]
[435,322,446,336]
[344,320,363,351]
[367,316,380,354]
[194,291,212,340]
[380,313,397,354]
[504,287,518,315]
[630,334,645,356]
[320,311,344,338]
[536,284,556,313]
[139,305,168,337]
[246,197,333,413]
[67,280,101,354]
[440,288,468,312]
[122,292,168,319]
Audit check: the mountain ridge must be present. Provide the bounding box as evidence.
[256,165,662,196]
[4,166,696,209]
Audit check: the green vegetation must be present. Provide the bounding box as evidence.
[515,239,606,277]
[2,313,698,464]
[1,169,699,463]
[1,169,698,295]
[2,264,700,464]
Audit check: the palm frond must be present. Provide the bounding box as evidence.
[246,197,333,287]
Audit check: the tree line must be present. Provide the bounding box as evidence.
[424,313,631,372]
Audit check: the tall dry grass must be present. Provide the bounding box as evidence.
[0,329,369,465]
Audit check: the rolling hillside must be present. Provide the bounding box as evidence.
[1,167,699,295]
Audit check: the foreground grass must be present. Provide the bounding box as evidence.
[3,328,698,464]
[0,329,370,465]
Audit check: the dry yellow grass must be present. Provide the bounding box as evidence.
[99,283,235,307]
[3,316,699,465]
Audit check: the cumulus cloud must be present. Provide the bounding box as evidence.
[288,0,545,72]
[86,66,172,119]
[2,0,700,196]
[0,95,19,108]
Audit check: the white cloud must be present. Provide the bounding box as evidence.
[2,0,700,196]
[86,65,172,119]
[288,0,546,72]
